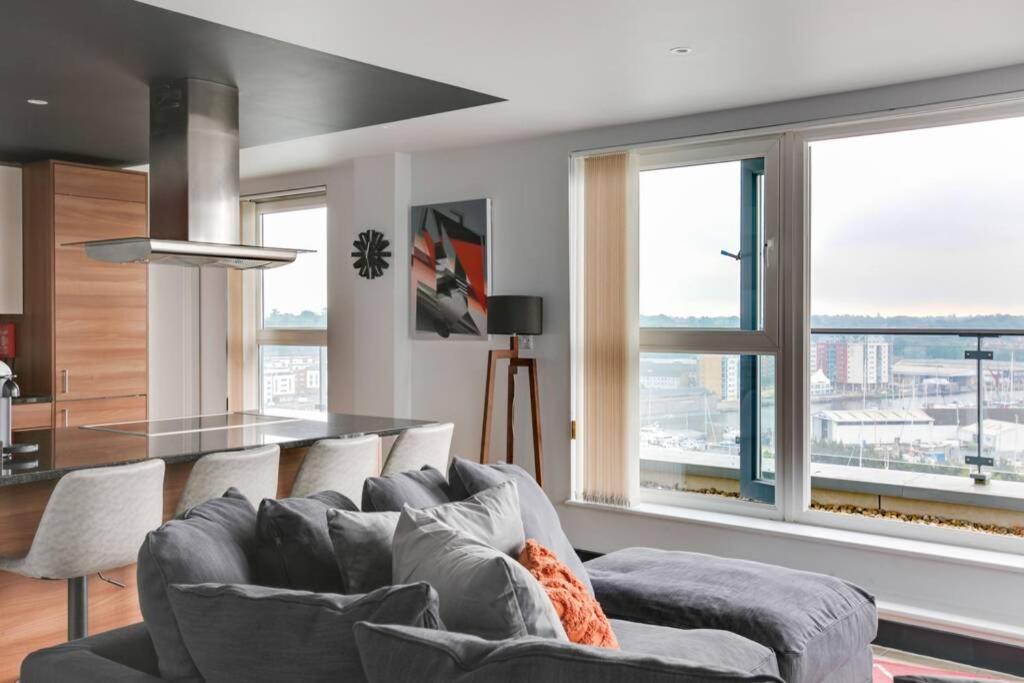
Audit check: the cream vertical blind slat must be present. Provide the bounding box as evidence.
[580,152,639,506]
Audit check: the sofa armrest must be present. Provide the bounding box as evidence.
[21,623,163,683]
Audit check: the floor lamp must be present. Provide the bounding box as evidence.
[480,295,544,485]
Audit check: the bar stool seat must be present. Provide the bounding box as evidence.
[0,459,165,640]
[175,444,280,514]
[290,435,381,501]
[381,423,454,476]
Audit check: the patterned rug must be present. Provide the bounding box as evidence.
[873,656,1007,681]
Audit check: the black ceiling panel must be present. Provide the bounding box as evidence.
[0,0,503,165]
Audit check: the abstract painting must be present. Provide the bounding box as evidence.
[410,198,490,339]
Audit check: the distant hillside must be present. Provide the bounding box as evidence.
[640,314,1024,330]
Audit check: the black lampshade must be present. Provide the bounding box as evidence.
[487,295,543,336]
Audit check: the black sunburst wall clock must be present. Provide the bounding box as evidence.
[351,229,392,279]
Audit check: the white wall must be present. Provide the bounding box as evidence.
[0,165,22,315]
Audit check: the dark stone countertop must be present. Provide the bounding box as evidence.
[12,395,53,405]
[1,411,433,487]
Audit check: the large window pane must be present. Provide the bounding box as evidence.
[810,117,1024,328]
[262,206,327,329]
[640,159,765,330]
[260,345,328,415]
[809,116,1024,534]
[640,352,775,503]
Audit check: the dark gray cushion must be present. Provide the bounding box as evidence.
[354,623,785,683]
[167,582,443,683]
[21,623,161,683]
[448,457,593,595]
[327,509,400,593]
[392,505,567,641]
[611,620,779,677]
[255,490,358,592]
[137,490,258,682]
[362,465,452,512]
[586,547,878,683]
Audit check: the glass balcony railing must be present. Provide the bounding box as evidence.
[809,329,1024,488]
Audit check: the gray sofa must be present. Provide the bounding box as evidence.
[21,460,878,682]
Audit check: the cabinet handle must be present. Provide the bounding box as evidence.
[62,409,70,427]
[61,369,69,394]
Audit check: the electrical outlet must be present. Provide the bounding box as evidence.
[519,335,534,350]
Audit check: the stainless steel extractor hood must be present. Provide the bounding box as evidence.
[72,78,309,270]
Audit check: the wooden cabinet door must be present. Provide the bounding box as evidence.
[55,396,147,428]
[11,402,53,431]
[54,192,148,401]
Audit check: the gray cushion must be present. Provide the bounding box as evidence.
[392,505,567,641]
[255,490,358,592]
[137,490,258,682]
[448,457,593,595]
[611,619,780,677]
[327,509,400,593]
[167,582,443,683]
[354,623,785,683]
[404,480,525,555]
[586,547,878,683]
[21,623,161,683]
[362,465,452,512]
[329,481,526,593]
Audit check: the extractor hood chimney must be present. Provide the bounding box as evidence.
[73,78,309,269]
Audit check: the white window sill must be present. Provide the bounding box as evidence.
[564,498,1024,575]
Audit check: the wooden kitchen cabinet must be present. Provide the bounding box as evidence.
[55,396,147,428]
[3,161,148,416]
[54,194,148,400]
[11,402,52,431]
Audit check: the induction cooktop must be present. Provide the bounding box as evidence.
[81,412,299,437]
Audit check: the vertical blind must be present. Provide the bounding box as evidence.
[580,152,638,506]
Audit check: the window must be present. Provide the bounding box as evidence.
[806,114,1024,535]
[572,137,782,512]
[572,101,1024,551]
[638,138,781,507]
[253,195,328,415]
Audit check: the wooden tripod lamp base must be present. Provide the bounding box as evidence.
[478,296,544,486]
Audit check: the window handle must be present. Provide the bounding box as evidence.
[720,249,741,261]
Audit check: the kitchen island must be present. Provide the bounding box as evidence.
[0,411,432,682]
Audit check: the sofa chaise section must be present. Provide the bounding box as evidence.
[586,547,878,683]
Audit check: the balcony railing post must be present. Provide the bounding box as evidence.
[963,334,994,485]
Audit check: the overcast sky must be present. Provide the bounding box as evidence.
[640,115,1024,320]
[262,206,327,320]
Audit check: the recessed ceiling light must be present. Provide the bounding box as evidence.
[669,46,693,56]
[26,98,48,106]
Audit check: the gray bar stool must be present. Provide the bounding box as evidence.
[381,423,454,476]
[0,459,165,640]
[290,435,381,501]
[175,444,280,514]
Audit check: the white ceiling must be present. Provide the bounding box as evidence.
[143,0,1024,178]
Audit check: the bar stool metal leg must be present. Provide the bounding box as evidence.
[67,576,88,640]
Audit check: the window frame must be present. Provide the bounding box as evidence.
[248,193,329,413]
[636,135,786,515]
[571,94,1024,555]
[787,100,1024,553]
